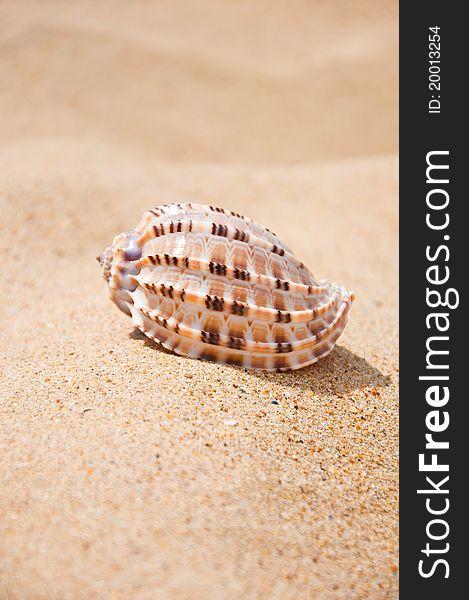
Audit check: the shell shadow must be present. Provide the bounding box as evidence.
[129,327,175,356]
[129,328,391,395]
[249,345,392,394]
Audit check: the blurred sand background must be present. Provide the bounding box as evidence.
[0,1,398,598]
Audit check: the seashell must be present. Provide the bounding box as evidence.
[98,203,354,371]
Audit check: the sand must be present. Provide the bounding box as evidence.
[0,1,398,598]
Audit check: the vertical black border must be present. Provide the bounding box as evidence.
[400,2,465,596]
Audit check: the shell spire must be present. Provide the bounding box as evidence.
[98,203,354,371]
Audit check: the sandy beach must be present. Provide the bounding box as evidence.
[0,2,398,598]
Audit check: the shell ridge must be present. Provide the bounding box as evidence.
[146,202,287,247]
[137,253,325,295]
[134,296,350,355]
[137,279,347,324]
[138,218,305,269]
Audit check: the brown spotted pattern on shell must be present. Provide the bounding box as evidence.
[98,203,354,371]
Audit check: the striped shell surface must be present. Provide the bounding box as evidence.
[98,203,354,371]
